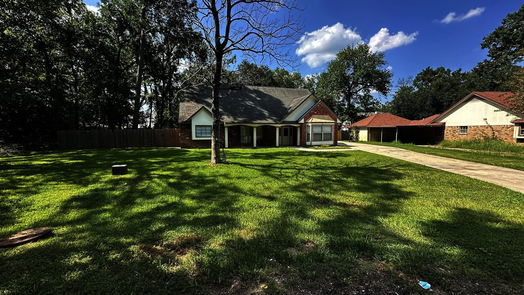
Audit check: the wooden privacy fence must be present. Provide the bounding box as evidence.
[57,129,180,149]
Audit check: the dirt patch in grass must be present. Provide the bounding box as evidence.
[164,233,204,255]
[205,258,524,295]
[286,240,318,257]
[137,233,204,262]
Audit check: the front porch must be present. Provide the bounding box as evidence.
[224,120,336,148]
[224,124,301,148]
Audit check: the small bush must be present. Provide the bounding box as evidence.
[439,139,524,153]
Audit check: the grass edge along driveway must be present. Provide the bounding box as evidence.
[353,141,524,171]
[1,148,523,294]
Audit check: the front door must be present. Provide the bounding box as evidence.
[280,127,293,146]
[240,126,253,147]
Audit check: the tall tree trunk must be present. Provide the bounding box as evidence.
[132,8,146,129]
[211,52,223,164]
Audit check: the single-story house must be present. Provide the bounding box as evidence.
[351,91,524,144]
[178,85,340,148]
[351,113,444,144]
[432,92,524,143]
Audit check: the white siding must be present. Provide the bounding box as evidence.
[283,96,316,121]
[358,128,368,141]
[438,98,519,126]
[191,108,213,140]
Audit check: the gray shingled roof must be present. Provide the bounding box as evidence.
[179,85,314,123]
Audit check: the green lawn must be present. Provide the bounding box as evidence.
[440,139,524,153]
[1,148,523,294]
[359,141,524,171]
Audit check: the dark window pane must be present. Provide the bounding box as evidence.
[195,125,212,138]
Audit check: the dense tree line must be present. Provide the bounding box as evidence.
[1,0,521,148]
[0,0,203,146]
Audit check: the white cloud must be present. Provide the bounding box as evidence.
[386,65,393,71]
[296,23,417,68]
[440,7,485,24]
[296,23,362,68]
[368,28,418,52]
[86,4,100,14]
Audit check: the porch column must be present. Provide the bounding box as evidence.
[253,126,257,148]
[275,127,280,147]
[395,127,398,142]
[309,124,313,145]
[296,127,300,146]
[380,128,383,142]
[225,126,229,148]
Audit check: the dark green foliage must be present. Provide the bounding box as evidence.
[481,4,524,65]
[390,67,473,119]
[315,44,392,122]
[234,60,306,88]
[0,0,202,146]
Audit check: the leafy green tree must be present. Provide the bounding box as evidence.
[481,4,524,65]
[468,4,523,92]
[236,60,276,86]
[0,0,201,146]
[272,68,304,88]
[234,60,305,88]
[389,79,422,119]
[146,0,203,128]
[389,67,472,119]
[0,0,92,144]
[315,44,392,122]
[506,66,524,116]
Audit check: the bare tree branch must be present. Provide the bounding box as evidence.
[192,0,301,164]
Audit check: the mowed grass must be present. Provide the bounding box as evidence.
[360,141,524,171]
[440,139,524,153]
[1,148,523,294]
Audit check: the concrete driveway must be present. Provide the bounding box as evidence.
[343,142,524,194]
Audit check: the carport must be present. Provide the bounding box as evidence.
[351,113,444,144]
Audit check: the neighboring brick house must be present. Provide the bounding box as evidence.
[178,85,340,148]
[433,92,524,143]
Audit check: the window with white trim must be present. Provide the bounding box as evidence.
[195,125,212,138]
[323,125,333,141]
[459,126,468,135]
[313,125,323,141]
[311,124,333,142]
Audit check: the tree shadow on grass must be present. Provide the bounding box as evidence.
[423,208,524,288]
[0,148,206,228]
[2,148,523,294]
[1,150,246,294]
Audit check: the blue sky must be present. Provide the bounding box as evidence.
[84,0,522,95]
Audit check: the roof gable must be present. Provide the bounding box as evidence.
[472,92,515,109]
[179,85,315,123]
[351,113,443,127]
[351,113,412,127]
[435,92,517,122]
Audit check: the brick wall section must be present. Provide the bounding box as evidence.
[300,101,339,146]
[179,123,224,148]
[444,125,516,143]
